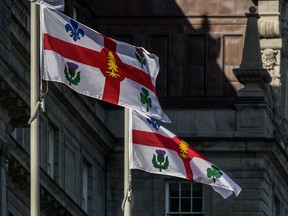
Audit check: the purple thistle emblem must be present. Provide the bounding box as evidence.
[152,149,169,172]
[64,62,81,86]
[156,149,166,156]
[66,62,78,71]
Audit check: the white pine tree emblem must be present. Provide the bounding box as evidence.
[106,51,120,78]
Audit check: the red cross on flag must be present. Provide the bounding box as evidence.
[40,7,170,123]
[130,110,242,199]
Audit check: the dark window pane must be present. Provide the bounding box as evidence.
[181,183,191,197]
[181,198,191,212]
[184,35,206,97]
[192,184,203,197]
[170,198,179,212]
[192,198,203,212]
[170,183,179,197]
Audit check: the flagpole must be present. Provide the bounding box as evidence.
[124,108,131,216]
[30,2,40,216]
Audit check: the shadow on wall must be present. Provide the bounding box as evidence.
[86,0,258,108]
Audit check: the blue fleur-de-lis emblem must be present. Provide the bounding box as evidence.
[146,118,160,130]
[65,19,85,41]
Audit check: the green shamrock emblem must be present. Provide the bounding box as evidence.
[135,53,146,68]
[135,48,146,68]
[207,165,223,183]
[64,62,81,86]
[140,88,152,112]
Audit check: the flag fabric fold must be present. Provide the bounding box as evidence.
[40,7,170,123]
[130,110,242,199]
[30,0,64,11]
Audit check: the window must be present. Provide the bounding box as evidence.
[273,195,280,216]
[82,160,92,213]
[166,181,204,216]
[11,128,29,152]
[47,126,55,178]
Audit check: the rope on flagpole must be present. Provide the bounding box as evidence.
[28,97,43,125]
[28,81,48,124]
[121,180,133,211]
[40,80,49,97]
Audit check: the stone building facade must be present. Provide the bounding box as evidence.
[0,0,287,216]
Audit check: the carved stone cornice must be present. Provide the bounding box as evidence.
[0,78,29,132]
[7,139,87,216]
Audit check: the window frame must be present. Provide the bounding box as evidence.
[165,181,204,216]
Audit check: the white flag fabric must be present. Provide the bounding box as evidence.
[40,7,170,123]
[130,110,242,199]
[30,0,64,11]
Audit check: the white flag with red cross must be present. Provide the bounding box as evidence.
[40,7,170,123]
[130,110,242,199]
